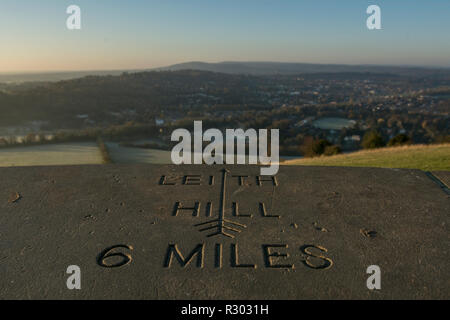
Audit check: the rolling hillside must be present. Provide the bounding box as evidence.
[3,61,448,83]
[285,144,450,171]
[158,61,450,76]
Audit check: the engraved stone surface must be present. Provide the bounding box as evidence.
[431,171,450,192]
[0,164,448,299]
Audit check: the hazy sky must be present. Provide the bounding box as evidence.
[1,0,449,72]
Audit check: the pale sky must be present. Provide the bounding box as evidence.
[1,0,449,72]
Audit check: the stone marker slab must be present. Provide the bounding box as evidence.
[0,164,448,299]
[431,171,450,193]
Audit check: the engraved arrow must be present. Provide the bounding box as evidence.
[195,168,246,238]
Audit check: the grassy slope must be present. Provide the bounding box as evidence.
[285,144,450,171]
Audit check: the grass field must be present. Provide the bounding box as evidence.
[284,144,450,171]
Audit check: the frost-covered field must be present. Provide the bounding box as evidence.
[106,143,300,165]
[0,142,103,167]
[106,142,172,164]
[0,141,301,167]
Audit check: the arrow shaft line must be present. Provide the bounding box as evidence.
[195,169,246,239]
[219,169,227,222]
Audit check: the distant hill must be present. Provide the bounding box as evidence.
[2,61,449,83]
[158,61,450,77]
[0,70,129,83]
[284,144,450,171]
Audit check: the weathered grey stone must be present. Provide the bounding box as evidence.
[431,171,450,193]
[0,164,448,299]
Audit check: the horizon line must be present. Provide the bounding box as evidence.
[1,60,450,75]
